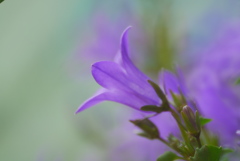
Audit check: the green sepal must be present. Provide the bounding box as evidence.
[130,118,160,139]
[141,104,169,113]
[148,80,169,106]
[141,105,163,113]
[156,151,181,161]
[190,145,231,161]
[170,91,185,111]
[199,117,212,126]
[137,132,152,139]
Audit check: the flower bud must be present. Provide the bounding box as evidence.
[181,105,200,137]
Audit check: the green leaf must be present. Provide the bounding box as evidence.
[0,0,4,3]
[191,145,222,161]
[156,151,181,161]
[199,117,212,126]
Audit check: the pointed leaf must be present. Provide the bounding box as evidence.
[199,117,212,126]
[191,145,222,161]
[157,151,181,161]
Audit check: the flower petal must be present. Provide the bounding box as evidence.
[76,88,157,113]
[92,61,128,90]
[116,27,160,102]
[116,27,150,81]
[92,61,160,105]
[159,70,181,95]
[75,89,106,113]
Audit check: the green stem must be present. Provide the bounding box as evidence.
[170,109,195,154]
[196,136,202,148]
[157,137,187,160]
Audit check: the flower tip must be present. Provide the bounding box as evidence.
[121,26,132,39]
[75,108,81,114]
[125,26,132,31]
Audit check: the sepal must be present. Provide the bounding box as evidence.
[130,118,160,140]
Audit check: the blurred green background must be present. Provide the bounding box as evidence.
[0,0,239,160]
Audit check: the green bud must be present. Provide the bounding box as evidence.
[130,118,160,140]
[169,90,186,112]
[181,105,200,137]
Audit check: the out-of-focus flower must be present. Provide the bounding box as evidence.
[76,27,161,113]
[187,23,240,146]
[77,12,146,63]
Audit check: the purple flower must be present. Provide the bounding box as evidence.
[187,23,240,146]
[76,27,160,113]
[75,12,146,64]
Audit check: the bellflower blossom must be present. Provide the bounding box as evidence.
[76,27,161,113]
[187,23,240,146]
[76,26,193,161]
[76,26,235,160]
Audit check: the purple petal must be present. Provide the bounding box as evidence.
[75,89,107,113]
[159,70,180,95]
[92,61,160,105]
[76,88,157,113]
[92,61,128,90]
[175,66,187,96]
[116,27,150,81]
[117,27,160,102]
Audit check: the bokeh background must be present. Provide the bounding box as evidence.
[1,0,240,160]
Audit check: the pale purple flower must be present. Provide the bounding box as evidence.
[76,28,183,161]
[76,12,146,64]
[187,23,240,146]
[76,27,161,113]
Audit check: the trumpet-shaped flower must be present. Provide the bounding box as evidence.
[76,27,161,113]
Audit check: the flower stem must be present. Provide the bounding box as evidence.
[170,108,195,155]
[196,136,202,148]
[157,137,186,160]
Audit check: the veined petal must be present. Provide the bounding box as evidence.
[76,89,157,114]
[92,61,160,105]
[117,27,150,81]
[92,61,128,90]
[116,27,159,102]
